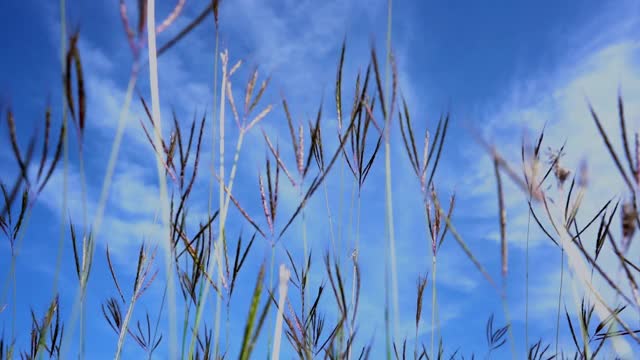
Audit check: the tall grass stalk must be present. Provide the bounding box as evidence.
[39,0,69,357]
[321,177,338,263]
[2,207,34,348]
[58,49,139,360]
[554,247,565,355]
[494,158,516,359]
[267,242,276,356]
[348,192,361,359]
[51,0,68,304]
[204,12,220,358]
[337,177,358,350]
[272,264,291,360]
[54,16,92,355]
[525,184,532,353]
[300,174,309,340]
[144,2,177,358]
[212,49,230,358]
[337,153,346,267]
[189,54,262,358]
[430,251,437,359]
[74,78,91,357]
[382,0,400,346]
[114,273,144,359]
[551,185,635,357]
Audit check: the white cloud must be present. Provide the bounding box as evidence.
[466,30,640,357]
[467,40,640,249]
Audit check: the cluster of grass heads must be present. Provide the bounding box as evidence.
[1,0,640,359]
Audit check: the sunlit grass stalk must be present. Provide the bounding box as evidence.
[422,188,438,360]
[383,0,399,347]
[205,15,220,360]
[550,185,635,356]
[145,2,177,358]
[384,243,391,360]
[114,292,141,359]
[267,240,276,356]
[77,153,90,360]
[338,178,358,350]
[181,300,191,358]
[51,0,68,306]
[300,174,309,334]
[43,0,69,357]
[348,192,361,360]
[430,252,437,359]
[321,177,338,263]
[272,264,291,360]
[68,83,91,360]
[494,158,516,359]
[207,49,229,359]
[74,69,91,354]
[3,209,35,344]
[337,150,346,266]
[347,179,357,267]
[189,97,247,359]
[190,127,249,358]
[555,247,564,355]
[58,54,139,360]
[525,188,532,353]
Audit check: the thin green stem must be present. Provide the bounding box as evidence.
[267,242,276,356]
[555,248,564,356]
[114,293,140,360]
[431,254,436,360]
[204,19,219,360]
[189,127,245,359]
[322,180,338,259]
[212,50,228,358]
[145,3,177,358]
[348,193,361,360]
[525,192,532,354]
[300,175,308,326]
[59,61,139,360]
[181,304,191,359]
[383,0,399,343]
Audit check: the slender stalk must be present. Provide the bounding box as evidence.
[494,159,516,359]
[555,247,564,356]
[114,294,140,360]
[525,190,532,353]
[382,0,399,343]
[337,148,345,266]
[181,303,191,359]
[189,124,245,359]
[59,62,139,360]
[51,0,68,307]
[77,151,90,359]
[204,16,220,360]
[339,177,358,350]
[272,264,291,360]
[300,174,309,334]
[322,180,338,261]
[40,1,69,357]
[348,193,361,360]
[212,50,228,358]
[145,3,177,358]
[551,186,635,356]
[431,253,437,360]
[267,241,276,356]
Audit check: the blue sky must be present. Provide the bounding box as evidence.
[1,0,640,359]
